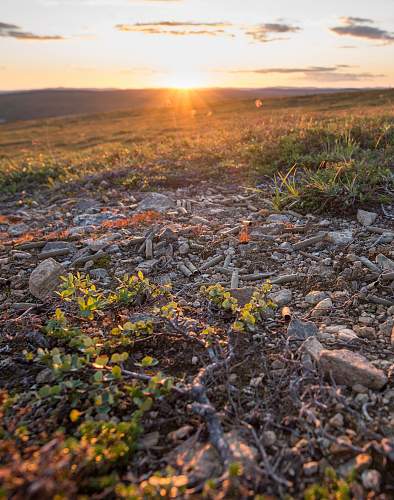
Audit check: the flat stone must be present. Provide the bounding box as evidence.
[319,349,387,390]
[303,461,319,476]
[8,223,29,237]
[326,230,353,246]
[167,430,257,484]
[336,329,358,341]
[136,192,174,213]
[357,209,378,227]
[90,268,110,280]
[355,326,375,339]
[376,253,394,271]
[288,318,318,341]
[305,290,329,305]
[29,258,65,301]
[268,288,292,306]
[311,298,333,318]
[302,337,324,361]
[73,212,124,227]
[41,241,76,253]
[230,287,255,307]
[266,213,290,223]
[190,216,210,225]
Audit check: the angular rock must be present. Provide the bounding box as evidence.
[288,318,318,341]
[311,298,333,318]
[29,258,65,301]
[167,430,257,484]
[90,268,110,281]
[266,213,289,223]
[230,287,255,307]
[136,192,174,213]
[357,209,377,227]
[302,336,324,361]
[376,253,394,271]
[361,470,381,492]
[305,290,329,305]
[41,241,76,253]
[354,326,375,339]
[190,216,210,225]
[73,212,124,227]
[326,230,353,246]
[319,349,387,390]
[8,223,29,237]
[268,288,292,306]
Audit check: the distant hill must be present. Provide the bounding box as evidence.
[0,87,362,123]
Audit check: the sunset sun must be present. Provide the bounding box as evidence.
[163,71,207,89]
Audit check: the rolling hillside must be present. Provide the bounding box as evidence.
[0,86,362,123]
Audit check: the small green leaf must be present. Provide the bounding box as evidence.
[95,355,109,367]
[112,365,122,379]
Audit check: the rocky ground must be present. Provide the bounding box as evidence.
[0,182,393,498]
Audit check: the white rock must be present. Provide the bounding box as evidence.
[361,470,381,492]
[357,209,377,227]
[29,258,65,301]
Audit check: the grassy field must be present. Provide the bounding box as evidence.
[1,88,394,211]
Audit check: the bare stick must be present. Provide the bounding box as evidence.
[293,233,327,250]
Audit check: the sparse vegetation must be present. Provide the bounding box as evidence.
[1,89,393,214]
[1,89,393,499]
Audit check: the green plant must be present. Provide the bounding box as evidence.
[304,467,358,500]
[201,282,274,332]
[59,273,105,320]
[109,271,166,306]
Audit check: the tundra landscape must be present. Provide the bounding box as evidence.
[1,0,394,498]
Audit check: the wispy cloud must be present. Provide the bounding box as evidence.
[115,21,233,37]
[330,17,394,44]
[245,22,301,43]
[228,65,384,82]
[116,20,301,42]
[0,21,65,40]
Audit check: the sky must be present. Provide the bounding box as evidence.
[1,0,394,90]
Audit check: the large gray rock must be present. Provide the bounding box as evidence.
[268,288,293,306]
[326,230,353,246]
[357,209,377,227]
[41,241,76,253]
[287,318,318,341]
[319,349,387,390]
[29,258,65,301]
[136,192,174,213]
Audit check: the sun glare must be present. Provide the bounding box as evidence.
[163,71,207,89]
